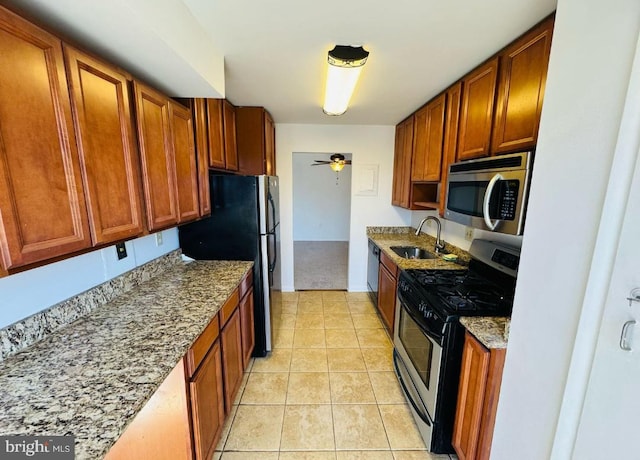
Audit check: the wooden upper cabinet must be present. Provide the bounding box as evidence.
[439,82,463,216]
[392,116,415,208]
[206,98,225,169]
[192,99,211,217]
[457,57,499,160]
[264,111,276,176]
[169,101,200,223]
[223,100,238,171]
[133,81,178,232]
[492,16,554,154]
[64,46,144,245]
[0,7,92,270]
[236,107,276,176]
[412,93,446,182]
[205,98,238,172]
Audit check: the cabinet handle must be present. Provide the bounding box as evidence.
[620,320,636,351]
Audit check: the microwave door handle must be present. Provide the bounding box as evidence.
[483,173,504,231]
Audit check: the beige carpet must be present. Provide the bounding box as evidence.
[294,241,348,290]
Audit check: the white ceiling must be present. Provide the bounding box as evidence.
[6,0,557,126]
[183,0,557,125]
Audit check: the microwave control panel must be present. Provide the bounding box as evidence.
[496,180,520,220]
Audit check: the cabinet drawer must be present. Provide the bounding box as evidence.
[187,315,220,377]
[380,251,398,277]
[239,270,253,299]
[219,289,240,328]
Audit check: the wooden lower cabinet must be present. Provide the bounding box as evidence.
[221,306,244,413]
[189,341,225,460]
[239,287,256,369]
[105,358,193,460]
[377,251,398,334]
[452,331,507,460]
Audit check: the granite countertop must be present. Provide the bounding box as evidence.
[459,316,510,349]
[367,226,470,270]
[0,260,252,460]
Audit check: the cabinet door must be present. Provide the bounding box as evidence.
[391,123,406,207]
[223,100,238,171]
[377,255,397,334]
[412,93,446,182]
[492,16,554,154]
[265,111,276,176]
[0,7,91,270]
[439,82,463,216]
[453,332,490,460]
[206,99,225,169]
[221,307,243,413]
[236,107,266,175]
[134,82,178,231]
[239,288,255,369]
[64,46,144,245]
[169,101,199,224]
[105,358,193,460]
[193,98,211,216]
[457,58,499,160]
[190,341,225,460]
[392,117,414,208]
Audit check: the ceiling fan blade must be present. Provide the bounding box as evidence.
[344,160,352,164]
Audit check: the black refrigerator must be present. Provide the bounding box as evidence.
[178,173,280,356]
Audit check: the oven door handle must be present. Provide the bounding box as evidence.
[483,173,503,231]
[393,350,432,427]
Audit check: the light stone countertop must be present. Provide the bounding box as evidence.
[367,226,470,270]
[0,260,252,460]
[459,316,510,349]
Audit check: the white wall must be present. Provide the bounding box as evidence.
[276,124,411,292]
[0,228,179,329]
[490,1,640,459]
[292,153,352,241]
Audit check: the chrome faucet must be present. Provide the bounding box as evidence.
[415,216,446,253]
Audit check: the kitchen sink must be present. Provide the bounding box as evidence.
[390,246,437,260]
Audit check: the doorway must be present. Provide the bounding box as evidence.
[292,152,352,290]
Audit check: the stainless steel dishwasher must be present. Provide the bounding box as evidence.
[367,239,380,305]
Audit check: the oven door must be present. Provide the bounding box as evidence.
[393,297,443,429]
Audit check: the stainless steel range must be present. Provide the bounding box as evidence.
[393,239,520,453]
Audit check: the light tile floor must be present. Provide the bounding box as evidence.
[214,291,457,460]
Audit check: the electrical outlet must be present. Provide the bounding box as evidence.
[116,242,127,260]
[155,232,163,246]
[465,227,474,241]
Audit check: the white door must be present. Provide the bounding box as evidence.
[572,161,640,458]
[571,38,640,457]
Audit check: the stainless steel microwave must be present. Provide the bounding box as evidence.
[445,151,532,235]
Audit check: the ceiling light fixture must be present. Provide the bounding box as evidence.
[323,45,369,116]
[330,161,345,172]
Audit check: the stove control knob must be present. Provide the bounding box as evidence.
[425,310,434,320]
[418,301,427,312]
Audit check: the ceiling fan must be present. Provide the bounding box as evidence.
[311,153,352,172]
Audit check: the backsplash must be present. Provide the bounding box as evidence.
[0,250,183,362]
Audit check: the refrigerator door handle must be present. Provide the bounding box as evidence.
[268,191,277,232]
[268,231,277,273]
